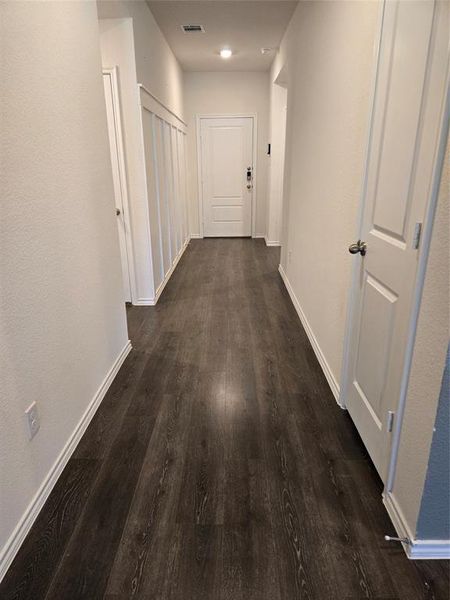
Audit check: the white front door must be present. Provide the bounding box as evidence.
[200,117,253,237]
[103,69,132,303]
[342,0,448,482]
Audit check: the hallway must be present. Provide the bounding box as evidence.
[1,240,448,600]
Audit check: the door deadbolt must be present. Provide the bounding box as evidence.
[348,240,367,256]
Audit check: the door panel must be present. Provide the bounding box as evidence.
[343,0,448,481]
[211,128,244,196]
[371,2,434,240]
[200,117,253,237]
[354,274,398,426]
[102,71,132,302]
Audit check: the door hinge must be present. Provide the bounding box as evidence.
[387,410,395,433]
[412,222,422,250]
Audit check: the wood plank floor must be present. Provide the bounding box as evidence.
[1,239,448,600]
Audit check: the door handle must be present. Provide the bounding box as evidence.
[116,208,121,216]
[348,240,367,256]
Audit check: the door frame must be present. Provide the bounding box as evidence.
[339,1,450,491]
[196,114,258,238]
[102,66,136,304]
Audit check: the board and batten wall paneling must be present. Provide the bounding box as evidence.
[140,109,162,294]
[163,123,177,261]
[178,129,189,244]
[170,126,180,255]
[138,86,189,304]
[154,116,171,276]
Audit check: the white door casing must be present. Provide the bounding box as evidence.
[102,68,133,303]
[341,0,449,483]
[199,117,254,237]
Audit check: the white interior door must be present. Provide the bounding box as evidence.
[103,69,132,303]
[200,117,253,237]
[342,0,448,482]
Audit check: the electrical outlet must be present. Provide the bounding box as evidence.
[25,402,40,440]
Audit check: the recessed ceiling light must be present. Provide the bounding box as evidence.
[220,48,232,59]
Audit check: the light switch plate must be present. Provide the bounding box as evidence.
[25,401,40,440]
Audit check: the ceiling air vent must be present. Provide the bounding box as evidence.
[181,24,205,33]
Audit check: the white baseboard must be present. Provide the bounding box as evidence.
[134,237,190,306]
[383,491,450,559]
[0,340,132,583]
[154,237,189,304]
[278,264,341,404]
[190,233,202,239]
[133,298,156,306]
[264,236,281,247]
[408,540,450,559]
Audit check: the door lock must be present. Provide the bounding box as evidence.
[348,240,367,256]
[246,166,253,190]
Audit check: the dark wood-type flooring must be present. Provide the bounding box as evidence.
[1,239,449,600]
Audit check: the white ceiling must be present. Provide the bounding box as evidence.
[146,1,298,72]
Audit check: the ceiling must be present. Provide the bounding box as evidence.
[146,1,298,72]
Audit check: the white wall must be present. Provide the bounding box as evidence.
[97,0,184,120]
[276,0,450,545]
[0,0,129,578]
[184,71,270,237]
[266,72,287,245]
[98,3,188,304]
[392,134,449,539]
[276,0,380,388]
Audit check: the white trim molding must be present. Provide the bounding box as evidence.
[0,341,132,582]
[383,491,450,559]
[408,540,450,560]
[138,83,186,127]
[134,238,190,306]
[153,238,189,304]
[264,236,281,247]
[190,233,202,239]
[278,264,341,404]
